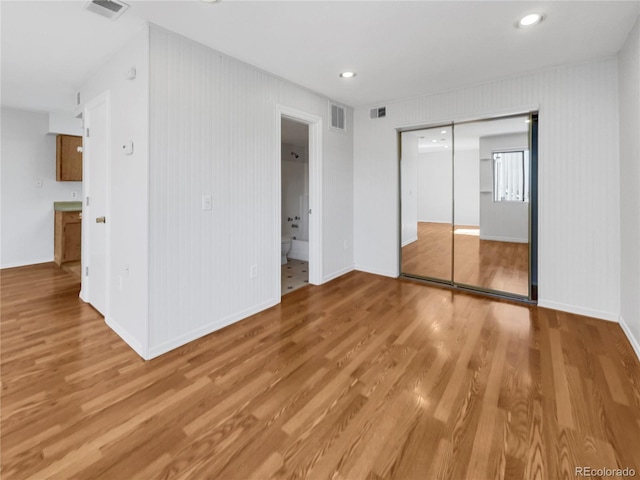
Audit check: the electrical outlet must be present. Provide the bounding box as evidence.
[202,194,212,211]
[35,178,43,188]
[71,192,78,199]
[250,264,258,278]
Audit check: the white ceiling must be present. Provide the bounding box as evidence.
[2,1,639,113]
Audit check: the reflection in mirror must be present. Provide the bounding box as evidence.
[401,127,453,281]
[453,116,530,296]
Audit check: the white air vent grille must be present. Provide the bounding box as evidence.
[85,0,129,20]
[329,103,346,133]
[370,106,386,119]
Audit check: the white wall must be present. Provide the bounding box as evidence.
[1,108,82,268]
[147,25,353,357]
[417,150,452,224]
[354,57,621,320]
[479,133,528,242]
[400,133,418,246]
[48,111,82,136]
[78,27,150,357]
[281,143,309,240]
[619,16,640,357]
[453,149,480,227]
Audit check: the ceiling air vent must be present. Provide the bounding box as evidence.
[85,0,130,21]
[370,106,386,119]
[329,103,346,133]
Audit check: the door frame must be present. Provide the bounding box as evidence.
[276,105,323,288]
[80,91,111,316]
[397,109,539,304]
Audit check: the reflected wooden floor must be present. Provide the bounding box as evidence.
[2,263,640,479]
[402,222,529,296]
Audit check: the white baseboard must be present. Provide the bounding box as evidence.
[354,265,398,278]
[537,300,619,322]
[106,316,149,360]
[479,235,528,244]
[323,265,354,283]
[401,236,418,247]
[147,297,280,360]
[1,258,53,269]
[618,315,640,361]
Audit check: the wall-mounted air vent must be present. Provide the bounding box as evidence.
[329,103,346,133]
[85,0,130,21]
[370,106,386,119]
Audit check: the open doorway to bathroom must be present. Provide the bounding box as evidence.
[281,117,309,295]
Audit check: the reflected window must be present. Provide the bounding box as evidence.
[493,150,529,202]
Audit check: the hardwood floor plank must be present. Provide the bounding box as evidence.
[2,263,639,479]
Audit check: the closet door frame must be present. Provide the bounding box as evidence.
[397,111,539,304]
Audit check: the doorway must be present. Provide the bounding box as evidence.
[281,117,310,294]
[399,112,538,302]
[276,106,323,296]
[80,92,110,315]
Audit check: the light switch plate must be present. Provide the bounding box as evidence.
[202,195,212,210]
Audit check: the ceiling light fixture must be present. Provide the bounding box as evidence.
[517,13,544,28]
[339,71,357,79]
[440,130,447,134]
[431,139,437,143]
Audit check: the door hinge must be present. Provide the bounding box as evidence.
[86,128,90,138]
[86,196,90,206]
[85,266,89,277]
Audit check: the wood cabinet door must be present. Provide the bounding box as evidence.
[56,135,83,181]
[63,222,82,262]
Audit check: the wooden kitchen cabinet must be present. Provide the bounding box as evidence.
[54,211,82,266]
[56,134,83,181]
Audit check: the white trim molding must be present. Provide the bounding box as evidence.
[106,316,148,359]
[147,298,280,360]
[276,104,323,287]
[618,316,640,361]
[323,265,355,284]
[537,300,619,323]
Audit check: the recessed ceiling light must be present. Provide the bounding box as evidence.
[517,13,544,28]
[200,0,221,3]
[440,130,447,134]
[444,145,449,149]
[339,71,357,79]
[525,119,531,123]
[431,139,437,143]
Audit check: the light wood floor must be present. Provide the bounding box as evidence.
[402,222,529,296]
[2,263,639,479]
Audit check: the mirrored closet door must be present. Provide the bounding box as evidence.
[399,113,537,301]
[400,126,453,282]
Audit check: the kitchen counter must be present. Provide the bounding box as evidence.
[54,201,82,212]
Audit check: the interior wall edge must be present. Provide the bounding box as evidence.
[323,265,355,284]
[537,300,619,323]
[618,315,640,361]
[147,297,280,359]
[105,316,149,360]
[0,258,57,270]
[354,265,399,279]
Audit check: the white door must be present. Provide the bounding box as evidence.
[82,93,109,316]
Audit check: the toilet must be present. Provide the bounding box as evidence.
[281,236,292,265]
